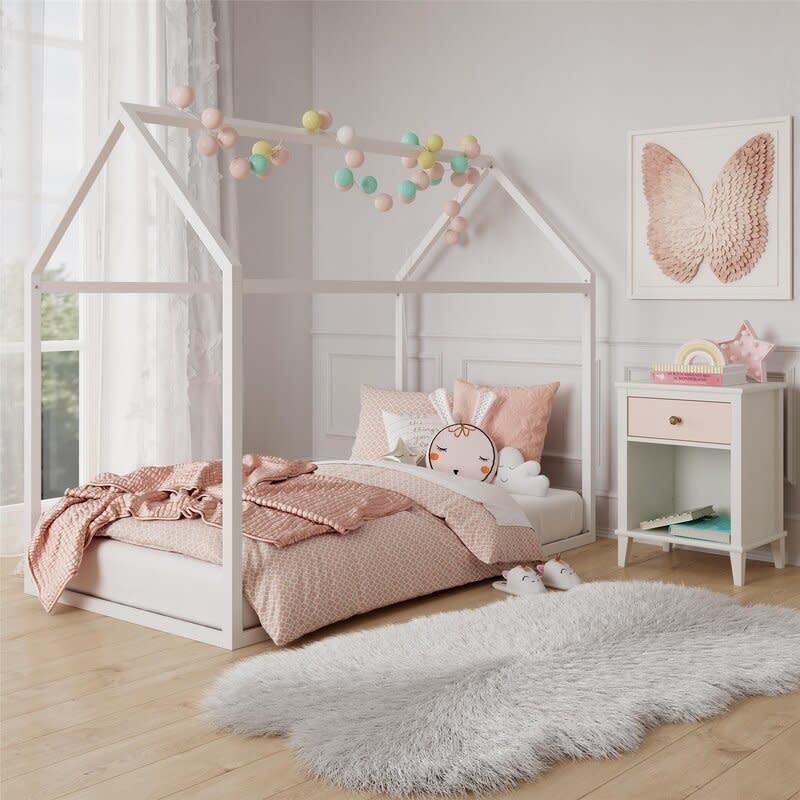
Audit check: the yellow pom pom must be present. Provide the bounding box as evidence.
[417,150,436,170]
[461,134,478,147]
[302,110,321,132]
[251,140,273,158]
[426,134,443,153]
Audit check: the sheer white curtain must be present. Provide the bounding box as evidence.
[91,0,225,474]
[0,0,230,553]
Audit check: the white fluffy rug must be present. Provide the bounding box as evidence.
[204,581,800,796]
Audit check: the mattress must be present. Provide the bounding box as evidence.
[508,488,584,545]
[66,537,261,630]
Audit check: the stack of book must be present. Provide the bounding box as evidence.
[669,514,731,544]
[650,363,747,387]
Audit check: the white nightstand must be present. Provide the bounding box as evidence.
[615,381,786,586]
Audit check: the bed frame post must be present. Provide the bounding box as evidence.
[581,280,596,538]
[394,294,406,390]
[222,267,244,649]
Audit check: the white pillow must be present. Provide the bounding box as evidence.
[382,411,441,456]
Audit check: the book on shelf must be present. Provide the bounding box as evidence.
[639,506,714,530]
[669,514,731,544]
[650,363,747,387]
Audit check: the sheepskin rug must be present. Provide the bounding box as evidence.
[204,581,800,796]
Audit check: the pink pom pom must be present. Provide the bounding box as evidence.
[463,141,481,159]
[374,193,393,212]
[318,110,333,130]
[444,200,462,218]
[217,126,240,150]
[400,156,417,169]
[271,148,290,166]
[345,149,365,168]
[445,230,460,245]
[428,162,445,180]
[171,85,194,109]
[451,172,467,187]
[336,183,353,192]
[197,134,219,157]
[256,163,273,180]
[412,170,430,190]
[200,107,224,130]
[399,194,415,204]
[450,216,468,233]
[229,157,250,180]
[465,166,480,184]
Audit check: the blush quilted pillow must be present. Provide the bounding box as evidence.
[351,385,449,461]
[452,378,559,463]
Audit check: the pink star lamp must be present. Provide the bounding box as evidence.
[718,320,775,383]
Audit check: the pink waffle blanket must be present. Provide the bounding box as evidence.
[28,455,412,612]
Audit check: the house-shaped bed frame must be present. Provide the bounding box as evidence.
[24,103,596,649]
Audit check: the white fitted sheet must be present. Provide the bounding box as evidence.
[65,537,260,630]
[508,488,584,545]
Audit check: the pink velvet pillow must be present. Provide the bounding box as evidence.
[351,385,448,460]
[452,379,559,463]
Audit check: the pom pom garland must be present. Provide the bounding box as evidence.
[249,154,270,175]
[417,150,435,170]
[426,134,443,153]
[229,157,250,179]
[428,163,445,180]
[451,172,467,187]
[401,131,420,146]
[302,110,322,131]
[451,155,469,174]
[463,141,481,159]
[217,126,240,149]
[334,167,355,188]
[412,170,430,190]
[201,107,224,130]
[318,110,333,130]
[360,176,378,194]
[400,156,418,169]
[271,148,290,166]
[450,215,468,233]
[444,201,462,217]
[398,179,417,200]
[345,149,365,168]
[197,134,219,157]
[252,140,273,158]
[466,166,481,184]
[445,230,460,245]
[374,193,393,212]
[171,85,195,109]
[336,125,356,145]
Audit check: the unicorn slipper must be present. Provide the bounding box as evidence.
[492,564,548,596]
[536,556,582,590]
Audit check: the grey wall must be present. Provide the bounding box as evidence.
[309,1,800,556]
[231,0,313,458]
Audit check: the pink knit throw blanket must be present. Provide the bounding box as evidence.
[28,454,412,612]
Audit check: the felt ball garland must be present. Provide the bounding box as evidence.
[174,86,291,182]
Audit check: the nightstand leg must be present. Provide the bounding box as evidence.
[617,535,632,567]
[662,542,672,552]
[730,551,746,587]
[770,538,786,569]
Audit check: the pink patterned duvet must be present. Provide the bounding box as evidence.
[31,459,544,645]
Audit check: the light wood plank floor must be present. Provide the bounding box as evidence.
[2,538,799,800]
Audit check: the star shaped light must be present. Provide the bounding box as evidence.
[718,320,775,383]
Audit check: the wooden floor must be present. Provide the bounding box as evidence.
[2,538,800,800]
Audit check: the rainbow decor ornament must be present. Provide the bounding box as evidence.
[674,339,726,367]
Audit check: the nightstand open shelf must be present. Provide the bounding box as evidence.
[615,381,786,586]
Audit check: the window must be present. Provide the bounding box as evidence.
[1,1,95,513]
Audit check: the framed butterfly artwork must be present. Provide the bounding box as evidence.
[628,116,792,300]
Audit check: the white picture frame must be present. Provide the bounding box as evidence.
[628,116,793,300]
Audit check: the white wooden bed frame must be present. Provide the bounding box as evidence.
[24,102,596,649]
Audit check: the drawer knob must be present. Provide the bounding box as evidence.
[668,415,682,426]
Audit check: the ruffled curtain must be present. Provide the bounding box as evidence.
[91,0,228,474]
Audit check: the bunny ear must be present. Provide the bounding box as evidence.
[428,388,455,425]
[471,391,496,428]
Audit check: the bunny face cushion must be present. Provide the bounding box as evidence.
[425,388,498,482]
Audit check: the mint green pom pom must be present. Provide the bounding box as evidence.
[430,177,442,186]
[249,154,269,174]
[360,176,378,194]
[398,179,417,199]
[334,167,354,188]
[400,131,419,146]
[450,155,468,174]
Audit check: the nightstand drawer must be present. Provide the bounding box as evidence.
[627,397,731,444]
